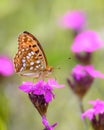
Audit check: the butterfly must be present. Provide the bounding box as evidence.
[14,31,53,78]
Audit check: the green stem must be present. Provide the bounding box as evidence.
[78,98,88,130]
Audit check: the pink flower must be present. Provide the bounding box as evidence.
[0,56,14,76]
[82,108,95,120]
[82,99,104,130]
[19,79,64,116]
[42,115,57,130]
[67,65,104,99]
[58,10,85,30]
[72,64,104,80]
[19,79,64,103]
[71,30,103,52]
[82,99,104,120]
[89,99,104,114]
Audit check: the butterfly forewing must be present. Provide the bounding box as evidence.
[14,31,51,77]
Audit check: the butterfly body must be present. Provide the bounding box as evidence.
[14,31,53,78]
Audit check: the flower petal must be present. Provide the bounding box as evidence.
[0,56,14,76]
[82,108,95,120]
[72,64,104,79]
[85,65,104,78]
[48,79,64,88]
[19,82,34,93]
[71,30,103,52]
[32,80,45,95]
[42,115,57,130]
[44,90,54,103]
[58,10,85,30]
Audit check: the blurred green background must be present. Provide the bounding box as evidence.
[0,0,104,130]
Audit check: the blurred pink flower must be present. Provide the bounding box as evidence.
[82,99,104,120]
[42,115,57,130]
[0,56,14,76]
[19,79,64,103]
[67,65,104,99]
[89,99,104,114]
[72,64,104,80]
[58,10,85,30]
[71,30,103,52]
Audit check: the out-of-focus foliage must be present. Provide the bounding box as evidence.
[0,91,9,130]
[0,0,104,130]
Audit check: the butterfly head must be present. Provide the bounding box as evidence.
[46,66,53,73]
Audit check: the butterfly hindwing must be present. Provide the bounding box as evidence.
[14,31,47,76]
[14,31,53,78]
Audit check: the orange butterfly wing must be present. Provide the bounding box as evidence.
[14,31,52,77]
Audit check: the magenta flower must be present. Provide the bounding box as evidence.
[82,99,104,130]
[67,65,104,99]
[82,99,104,120]
[19,79,64,103]
[58,10,85,30]
[0,55,14,76]
[19,79,64,116]
[72,64,104,79]
[42,115,57,130]
[71,30,103,53]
